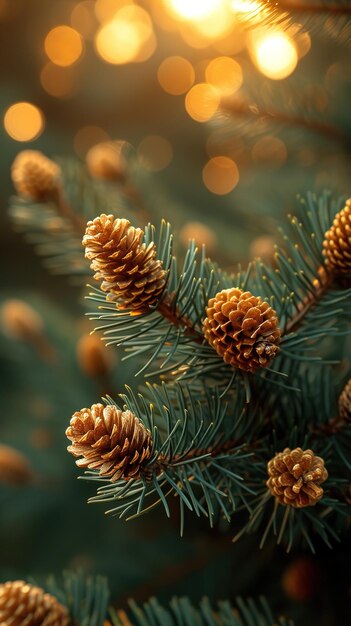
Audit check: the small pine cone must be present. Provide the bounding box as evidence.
[338,378,351,422]
[76,333,115,380]
[66,403,153,481]
[0,580,69,626]
[203,288,281,373]
[282,556,321,602]
[11,150,61,201]
[0,444,33,486]
[82,214,166,310]
[267,447,328,508]
[323,199,351,274]
[86,141,127,182]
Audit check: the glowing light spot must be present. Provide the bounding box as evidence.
[4,102,44,142]
[40,63,78,99]
[95,5,155,65]
[166,0,222,20]
[251,31,298,80]
[205,57,243,96]
[202,156,239,195]
[74,126,110,157]
[185,83,220,123]
[231,0,262,13]
[71,1,96,38]
[251,135,287,168]
[95,0,131,23]
[44,25,83,67]
[158,56,195,95]
[180,221,217,254]
[137,135,173,172]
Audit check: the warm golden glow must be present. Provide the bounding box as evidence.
[95,5,155,65]
[251,135,287,168]
[180,221,217,254]
[185,83,220,123]
[95,0,131,23]
[71,1,96,38]
[193,4,234,39]
[74,126,110,157]
[166,0,223,20]
[4,102,44,141]
[137,135,173,171]
[158,56,195,95]
[44,25,83,67]
[251,31,298,80]
[40,63,78,99]
[205,57,243,95]
[231,0,262,13]
[202,156,239,194]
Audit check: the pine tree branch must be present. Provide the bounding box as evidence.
[220,99,348,145]
[284,267,331,334]
[157,296,204,344]
[270,1,351,15]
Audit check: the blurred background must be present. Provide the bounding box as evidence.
[1,0,351,623]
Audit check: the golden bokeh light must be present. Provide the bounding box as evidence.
[180,221,217,254]
[95,5,155,65]
[137,135,173,171]
[231,0,262,13]
[158,56,195,95]
[44,25,84,67]
[4,102,44,142]
[193,4,234,40]
[251,31,298,80]
[205,57,243,96]
[74,126,110,157]
[202,156,239,195]
[40,63,78,99]
[95,0,131,23]
[166,0,223,21]
[251,135,287,168]
[71,1,96,38]
[185,83,220,123]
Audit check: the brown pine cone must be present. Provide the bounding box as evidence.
[323,199,351,274]
[267,447,328,508]
[82,214,166,310]
[202,288,281,373]
[338,378,351,422]
[86,141,127,182]
[11,150,61,201]
[0,580,69,626]
[0,444,33,486]
[66,403,153,481]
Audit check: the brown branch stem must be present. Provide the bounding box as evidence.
[157,295,204,345]
[284,266,332,335]
[271,1,351,15]
[54,188,86,235]
[220,99,348,145]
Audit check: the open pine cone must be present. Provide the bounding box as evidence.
[203,288,281,373]
[66,403,153,481]
[11,150,61,201]
[0,580,69,626]
[83,214,166,310]
[267,447,328,508]
[323,199,351,274]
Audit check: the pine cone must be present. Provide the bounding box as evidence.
[0,444,33,486]
[323,199,351,274]
[82,214,166,310]
[338,378,351,422]
[203,288,281,373]
[0,580,69,626]
[267,447,328,508]
[86,141,127,182]
[66,403,153,481]
[11,150,61,201]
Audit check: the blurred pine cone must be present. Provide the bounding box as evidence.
[11,150,61,201]
[86,141,127,182]
[83,214,166,310]
[338,378,351,422]
[323,199,351,274]
[0,444,33,486]
[203,288,281,372]
[0,580,69,625]
[66,403,153,481]
[267,447,328,508]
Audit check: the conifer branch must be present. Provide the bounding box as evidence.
[271,1,351,15]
